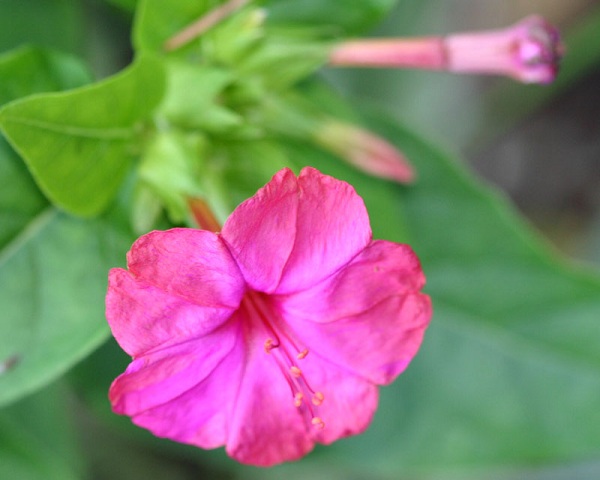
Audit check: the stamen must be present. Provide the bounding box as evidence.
[311,417,325,430]
[264,338,277,354]
[244,291,326,429]
[312,392,325,406]
[296,349,309,360]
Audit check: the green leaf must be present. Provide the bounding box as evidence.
[0,46,92,107]
[0,55,165,217]
[264,0,398,37]
[254,110,600,478]
[0,140,135,408]
[0,0,83,55]
[0,383,83,480]
[0,138,48,248]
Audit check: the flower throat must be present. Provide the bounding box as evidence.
[243,292,325,430]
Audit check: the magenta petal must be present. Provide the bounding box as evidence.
[222,167,372,294]
[279,240,432,384]
[287,293,431,385]
[276,167,372,293]
[112,322,244,449]
[280,240,427,321]
[225,335,313,465]
[221,168,299,292]
[107,269,237,357]
[126,228,245,308]
[299,356,379,444]
[226,306,314,466]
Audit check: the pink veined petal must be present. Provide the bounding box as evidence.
[224,310,314,466]
[279,240,427,321]
[224,316,378,465]
[277,240,432,384]
[286,293,431,385]
[126,228,245,309]
[275,167,372,294]
[113,321,245,450]
[220,168,299,293]
[221,167,372,294]
[109,319,239,414]
[298,353,379,445]
[107,269,237,357]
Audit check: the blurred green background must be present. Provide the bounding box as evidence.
[1,1,599,479]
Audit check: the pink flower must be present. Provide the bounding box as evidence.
[106,167,431,466]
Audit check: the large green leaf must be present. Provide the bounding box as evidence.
[0,46,92,107]
[0,138,48,248]
[0,383,83,480]
[0,55,165,217]
[239,112,600,478]
[0,139,135,408]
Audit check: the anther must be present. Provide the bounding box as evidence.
[296,349,309,360]
[311,417,325,430]
[264,338,276,354]
[290,366,302,378]
[312,391,325,406]
[294,392,304,407]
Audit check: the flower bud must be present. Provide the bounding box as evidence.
[329,15,563,84]
[314,121,415,183]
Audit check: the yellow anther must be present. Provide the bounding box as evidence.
[312,391,325,406]
[293,392,304,407]
[290,366,302,378]
[311,417,325,430]
[296,349,309,360]
[264,338,275,354]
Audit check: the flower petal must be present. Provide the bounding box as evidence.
[276,167,372,293]
[110,320,244,449]
[221,167,371,294]
[300,354,379,445]
[126,228,245,308]
[220,168,299,292]
[225,330,378,465]
[225,314,313,465]
[279,240,432,384]
[106,269,237,357]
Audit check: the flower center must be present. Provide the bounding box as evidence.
[243,291,325,430]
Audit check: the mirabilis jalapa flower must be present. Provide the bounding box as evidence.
[107,167,431,466]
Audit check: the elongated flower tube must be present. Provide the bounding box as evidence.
[313,120,415,183]
[330,15,563,84]
[106,167,431,466]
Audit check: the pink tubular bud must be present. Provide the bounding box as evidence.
[446,15,563,84]
[329,15,563,84]
[314,121,415,184]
